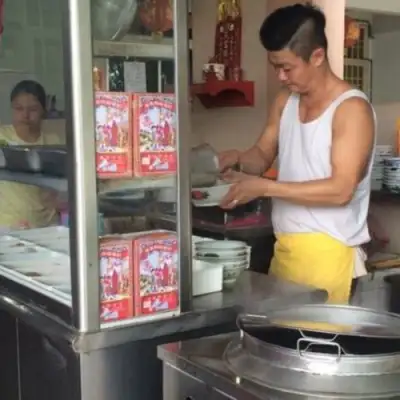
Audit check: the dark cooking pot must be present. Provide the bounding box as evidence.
[384,274,400,314]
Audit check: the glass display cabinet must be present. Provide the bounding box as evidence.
[0,0,239,399]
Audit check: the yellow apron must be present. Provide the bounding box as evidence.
[269,233,354,304]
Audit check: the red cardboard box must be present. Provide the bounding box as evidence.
[95,92,133,178]
[133,233,179,316]
[132,93,177,177]
[99,238,134,322]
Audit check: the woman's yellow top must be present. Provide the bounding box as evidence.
[0,125,63,230]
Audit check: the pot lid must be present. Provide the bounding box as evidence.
[239,304,400,339]
[91,0,138,41]
[224,339,400,398]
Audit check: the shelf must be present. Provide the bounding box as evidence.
[0,170,67,192]
[191,80,254,109]
[98,174,176,196]
[94,35,174,59]
[0,169,176,196]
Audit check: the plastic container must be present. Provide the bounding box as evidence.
[192,259,223,297]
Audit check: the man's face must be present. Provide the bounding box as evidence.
[268,48,325,93]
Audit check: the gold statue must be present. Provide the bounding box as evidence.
[217,0,241,21]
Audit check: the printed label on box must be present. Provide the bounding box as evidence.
[95,92,133,178]
[100,244,133,321]
[134,94,177,176]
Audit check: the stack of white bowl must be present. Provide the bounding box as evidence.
[384,157,400,193]
[194,240,250,289]
[372,145,393,191]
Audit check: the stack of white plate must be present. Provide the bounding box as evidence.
[194,240,250,289]
[384,157,400,193]
[372,145,393,191]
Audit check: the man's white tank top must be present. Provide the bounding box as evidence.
[271,89,376,247]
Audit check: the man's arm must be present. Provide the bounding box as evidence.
[264,97,375,206]
[236,90,288,175]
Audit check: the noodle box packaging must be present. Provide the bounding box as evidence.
[132,93,177,177]
[131,232,179,316]
[99,237,134,322]
[95,92,134,179]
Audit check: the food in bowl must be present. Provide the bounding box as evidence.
[191,184,232,207]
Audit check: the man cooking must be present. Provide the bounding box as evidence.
[219,4,376,304]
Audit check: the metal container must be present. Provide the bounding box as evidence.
[91,0,138,41]
[2,146,41,172]
[385,274,400,314]
[0,147,5,168]
[35,146,67,177]
[2,145,67,176]
[224,304,400,398]
[190,144,219,176]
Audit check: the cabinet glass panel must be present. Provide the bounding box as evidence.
[0,0,72,323]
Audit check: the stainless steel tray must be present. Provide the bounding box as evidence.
[2,146,41,173]
[1,146,67,176]
[0,227,71,305]
[35,146,67,177]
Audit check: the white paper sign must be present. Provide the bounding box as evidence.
[123,61,147,92]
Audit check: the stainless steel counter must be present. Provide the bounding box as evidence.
[0,271,327,352]
[158,281,394,400]
[159,333,272,399]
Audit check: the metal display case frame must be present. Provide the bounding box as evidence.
[64,0,192,332]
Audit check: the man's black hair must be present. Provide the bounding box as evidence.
[259,3,328,61]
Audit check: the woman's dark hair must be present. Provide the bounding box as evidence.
[10,80,47,110]
[259,3,328,61]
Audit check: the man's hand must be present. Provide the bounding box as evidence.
[220,175,269,209]
[221,170,255,182]
[218,149,240,172]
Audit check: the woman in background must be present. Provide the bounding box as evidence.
[0,80,63,231]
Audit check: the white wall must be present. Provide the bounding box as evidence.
[347,0,400,14]
[191,0,309,150]
[190,0,269,150]
[372,31,400,103]
[0,0,65,109]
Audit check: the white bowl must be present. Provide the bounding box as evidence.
[195,249,247,260]
[191,184,232,207]
[223,265,246,281]
[223,265,246,289]
[196,254,248,264]
[195,240,246,251]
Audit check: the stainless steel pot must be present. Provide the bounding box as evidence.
[190,143,219,176]
[224,304,400,398]
[91,0,138,41]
